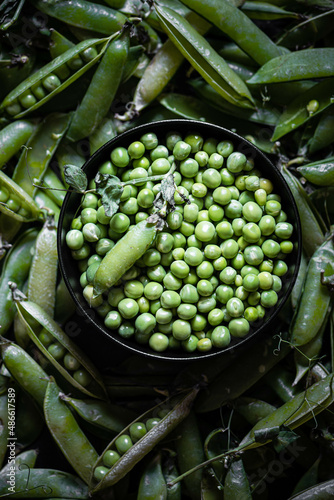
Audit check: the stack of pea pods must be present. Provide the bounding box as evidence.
[1,0,334,498]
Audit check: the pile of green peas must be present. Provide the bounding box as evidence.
[93,415,162,482]
[66,130,294,354]
[37,328,93,387]
[5,45,99,116]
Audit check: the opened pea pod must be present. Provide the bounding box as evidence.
[0,36,116,118]
[12,293,108,400]
[90,387,199,492]
[0,170,44,222]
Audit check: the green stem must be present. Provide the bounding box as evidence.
[122,163,177,187]
[167,440,254,487]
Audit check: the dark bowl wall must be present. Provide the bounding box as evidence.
[58,119,302,362]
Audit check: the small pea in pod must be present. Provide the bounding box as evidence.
[14,296,108,400]
[0,37,113,118]
[90,387,199,492]
[0,171,43,222]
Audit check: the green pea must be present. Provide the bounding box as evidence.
[155,308,173,324]
[47,342,66,360]
[244,245,264,266]
[163,271,182,290]
[262,239,280,259]
[197,296,216,313]
[119,197,138,215]
[161,290,181,309]
[208,204,224,222]
[204,244,221,260]
[31,83,46,100]
[195,150,209,166]
[180,284,199,304]
[196,279,213,296]
[195,221,215,242]
[196,260,214,279]
[258,215,276,236]
[81,208,97,224]
[197,338,212,351]
[203,137,217,155]
[99,160,118,176]
[207,308,224,326]
[73,369,92,387]
[181,335,199,352]
[261,290,278,308]
[149,333,169,352]
[160,251,173,267]
[156,232,174,253]
[173,140,192,160]
[115,434,133,455]
[213,186,232,206]
[273,260,288,276]
[170,260,190,279]
[280,241,293,253]
[245,175,260,191]
[95,238,114,256]
[82,223,100,242]
[72,243,91,261]
[63,353,81,371]
[94,466,109,481]
[137,296,150,313]
[146,417,161,431]
[221,239,239,259]
[105,310,122,330]
[140,132,158,150]
[66,229,84,250]
[220,266,237,285]
[172,248,185,261]
[275,222,293,239]
[103,450,121,467]
[135,313,156,335]
[150,145,169,161]
[111,147,130,168]
[119,322,135,339]
[217,140,233,157]
[265,200,281,216]
[191,183,207,198]
[177,303,197,320]
[226,297,244,318]
[242,202,263,222]
[211,326,231,348]
[147,265,166,283]
[242,273,259,292]
[244,306,259,322]
[224,200,243,218]
[248,291,261,306]
[118,298,139,319]
[172,319,191,341]
[123,280,144,299]
[42,74,62,92]
[228,318,250,337]
[151,158,171,175]
[183,203,199,222]
[7,196,21,212]
[143,249,161,267]
[254,188,267,206]
[19,93,37,109]
[208,153,224,170]
[143,282,163,300]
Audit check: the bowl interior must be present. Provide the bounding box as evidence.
[58,119,302,361]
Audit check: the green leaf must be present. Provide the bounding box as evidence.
[248,48,334,84]
[64,164,88,193]
[273,427,299,453]
[94,173,123,217]
[161,173,176,209]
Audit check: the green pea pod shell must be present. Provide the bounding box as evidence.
[44,377,99,485]
[0,449,38,477]
[0,228,38,335]
[248,48,334,84]
[67,34,129,142]
[41,168,67,207]
[14,298,108,400]
[290,234,334,346]
[0,467,89,498]
[137,453,167,500]
[224,459,252,500]
[1,38,112,118]
[178,0,287,65]
[0,171,43,222]
[308,108,334,154]
[0,341,48,408]
[93,216,161,295]
[288,479,334,499]
[297,161,334,186]
[0,120,35,169]
[91,388,199,492]
[155,5,255,109]
[12,113,72,197]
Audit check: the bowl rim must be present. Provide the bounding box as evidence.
[57,118,302,362]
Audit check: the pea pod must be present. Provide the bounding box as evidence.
[60,395,137,434]
[14,298,108,400]
[0,228,38,335]
[271,78,334,141]
[1,38,112,118]
[90,387,199,492]
[241,1,299,20]
[293,323,327,386]
[155,5,255,109]
[0,170,43,222]
[0,467,89,498]
[233,397,276,425]
[178,0,287,65]
[12,113,72,197]
[297,160,334,186]
[93,216,162,295]
[55,140,86,186]
[67,33,129,142]
[174,410,204,500]
[128,11,210,118]
[34,190,61,221]
[162,456,182,500]
[0,449,38,477]
[0,214,22,244]
[217,42,258,68]
[308,108,334,154]
[282,166,325,257]
[248,48,334,84]
[290,234,334,346]
[44,377,99,485]
[0,341,48,408]
[15,388,44,450]
[27,216,58,318]
[31,0,127,34]
[49,29,75,59]
[291,249,308,310]
[289,479,334,499]
[0,120,35,169]
[264,365,300,403]
[54,278,76,326]
[201,471,223,499]
[137,453,167,500]
[277,9,334,49]
[224,459,252,500]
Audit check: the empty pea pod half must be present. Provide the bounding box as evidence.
[13,294,108,400]
[90,387,199,492]
[0,170,43,222]
[0,35,118,119]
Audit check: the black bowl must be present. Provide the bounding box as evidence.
[58,119,302,362]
